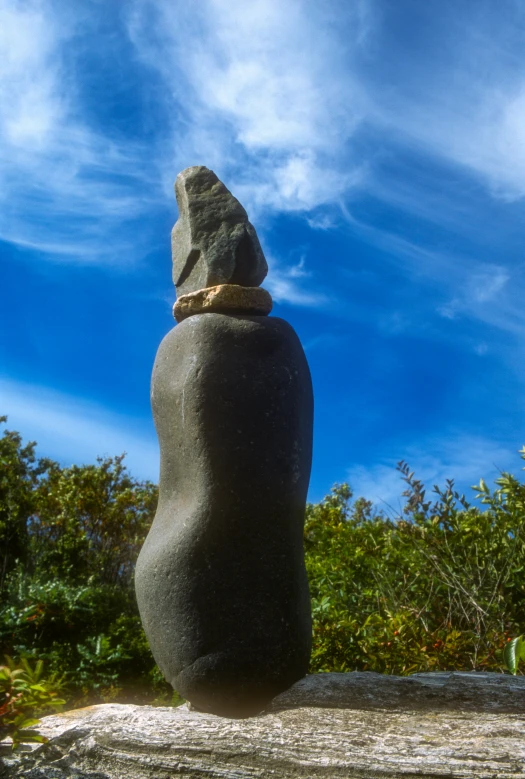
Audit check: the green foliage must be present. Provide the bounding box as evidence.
[0,656,66,748]
[1,412,525,725]
[306,451,525,675]
[503,636,525,675]
[0,416,53,594]
[75,633,136,696]
[29,453,157,587]
[0,416,162,709]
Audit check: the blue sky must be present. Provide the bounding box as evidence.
[2,0,525,512]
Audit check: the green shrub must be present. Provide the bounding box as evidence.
[0,417,162,707]
[306,451,525,674]
[2,414,525,712]
[0,656,66,748]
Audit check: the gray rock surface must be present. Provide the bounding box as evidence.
[3,672,525,778]
[172,166,268,296]
[135,313,313,717]
[268,669,525,712]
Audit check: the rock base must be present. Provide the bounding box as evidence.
[2,672,525,778]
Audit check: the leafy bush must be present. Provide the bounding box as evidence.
[1,413,525,719]
[0,657,66,748]
[0,416,53,594]
[0,417,164,708]
[307,453,525,674]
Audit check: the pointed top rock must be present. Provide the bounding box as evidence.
[171,166,268,297]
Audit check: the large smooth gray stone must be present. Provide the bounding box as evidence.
[135,313,313,717]
[171,166,268,296]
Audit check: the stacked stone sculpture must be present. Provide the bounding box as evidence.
[135,166,313,718]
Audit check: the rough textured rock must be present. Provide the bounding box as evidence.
[267,669,525,713]
[3,672,525,778]
[135,313,313,717]
[171,166,268,296]
[173,283,272,322]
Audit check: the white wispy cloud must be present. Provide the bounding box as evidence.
[438,265,510,318]
[125,0,373,306]
[3,0,524,329]
[346,432,522,515]
[126,0,369,214]
[0,0,162,263]
[435,263,525,343]
[367,3,525,201]
[467,266,510,305]
[0,1,63,147]
[122,0,525,326]
[396,76,525,203]
[0,378,159,482]
[339,206,525,340]
[125,0,525,212]
[263,254,328,307]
